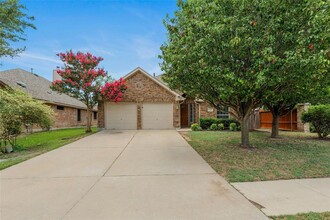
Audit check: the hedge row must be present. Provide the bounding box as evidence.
[199,117,240,130]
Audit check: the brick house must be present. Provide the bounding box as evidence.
[0,68,97,128]
[98,67,226,130]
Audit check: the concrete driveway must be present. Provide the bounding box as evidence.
[0,130,266,220]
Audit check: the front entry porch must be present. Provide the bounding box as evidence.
[180,101,197,128]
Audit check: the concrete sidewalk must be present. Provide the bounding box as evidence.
[0,130,267,220]
[233,178,330,216]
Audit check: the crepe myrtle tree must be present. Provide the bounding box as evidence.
[51,51,127,133]
[160,0,330,147]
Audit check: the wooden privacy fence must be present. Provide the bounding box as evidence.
[259,109,298,131]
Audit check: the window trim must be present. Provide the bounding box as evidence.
[217,106,229,119]
[189,103,195,123]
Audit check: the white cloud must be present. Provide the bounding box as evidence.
[20,52,62,64]
[133,36,159,60]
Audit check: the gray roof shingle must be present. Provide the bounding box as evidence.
[0,68,87,109]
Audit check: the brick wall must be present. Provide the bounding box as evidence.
[48,104,97,128]
[97,101,105,128]
[297,103,310,132]
[200,102,217,118]
[99,70,180,129]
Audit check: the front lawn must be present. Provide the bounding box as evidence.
[0,127,98,170]
[271,212,330,220]
[184,130,330,182]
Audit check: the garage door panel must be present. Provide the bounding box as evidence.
[105,103,137,130]
[142,103,173,129]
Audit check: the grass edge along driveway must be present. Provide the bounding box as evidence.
[184,130,330,183]
[271,211,330,220]
[0,127,98,170]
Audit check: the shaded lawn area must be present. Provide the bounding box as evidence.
[185,130,330,182]
[271,212,330,220]
[0,127,98,170]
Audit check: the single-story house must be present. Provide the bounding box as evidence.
[0,68,97,128]
[98,67,228,130]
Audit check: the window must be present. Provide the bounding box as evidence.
[77,109,81,122]
[93,111,97,120]
[217,106,229,119]
[57,105,64,110]
[189,103,195,123]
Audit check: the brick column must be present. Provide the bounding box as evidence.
[297,103,311,132]
[137,103,142,130]
[97,100,105,129]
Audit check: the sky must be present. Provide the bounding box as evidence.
[0,0,177,80]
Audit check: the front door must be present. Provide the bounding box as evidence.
[180,104,188,127]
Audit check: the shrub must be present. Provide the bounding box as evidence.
[229,123,237,131]
[200,117,240,130]
[218,123,225,130]
[209,123,218,131]
[221,119,240,129]
[0,89,55,147]
[302,105,330,138]
[191,123,202,131]
[200,118,219,129]
[309,124,316,133]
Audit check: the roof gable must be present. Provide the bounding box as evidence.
[123,67,183,100]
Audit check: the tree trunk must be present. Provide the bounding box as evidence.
[240,116,250,148]
[271,111,280,138]
[86,107,92,133]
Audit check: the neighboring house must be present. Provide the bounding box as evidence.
[98,67,227,130]
[0,68,97,128]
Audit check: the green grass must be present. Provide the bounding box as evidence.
[0,127,98,170]
[184,130,330,182]
[271,212,330,220]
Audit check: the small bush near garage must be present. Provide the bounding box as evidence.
[191,123,202,131]
[218,123,225,130]
[229,123,237,131]
[209,124,218,131]
[200,118,240,130]
[302,104,330,138]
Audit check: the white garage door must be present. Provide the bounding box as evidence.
[142,103,174,129]
[105,102,137,129]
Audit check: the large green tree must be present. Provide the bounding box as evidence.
[160,0,330,147]
[0,0,36,58]
[261,0,330,138]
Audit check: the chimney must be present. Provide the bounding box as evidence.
[153,73,156,77]
[53,69,61,81]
